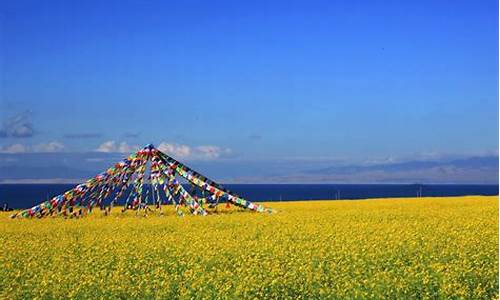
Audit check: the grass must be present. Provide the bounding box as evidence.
[0,196,498,299]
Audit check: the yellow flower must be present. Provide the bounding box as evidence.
[0,196,497,299]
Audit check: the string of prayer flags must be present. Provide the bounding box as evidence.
[11,144,272,218]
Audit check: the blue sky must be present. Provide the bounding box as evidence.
[0,0,498,183]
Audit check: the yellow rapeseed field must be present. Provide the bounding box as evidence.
[0,196,498,299]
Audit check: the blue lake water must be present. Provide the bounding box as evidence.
[0,184,498,209]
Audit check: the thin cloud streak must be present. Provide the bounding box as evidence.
[63,133,102,139]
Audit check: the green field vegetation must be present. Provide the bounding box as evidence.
[0,196,498,299]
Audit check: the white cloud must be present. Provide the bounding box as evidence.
[95,140,139,153]
[157,143,192,158]
[195,145,232,159]
[118,142,139,153]
[0,143,27,153]
[96,141,116,153]
[0,141,65,153]
[158,142,232,160]
[0,111,34,138]
[33,141,65,153]
[94,140,231,160]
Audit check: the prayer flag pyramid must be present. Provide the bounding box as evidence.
[12,144,272,218]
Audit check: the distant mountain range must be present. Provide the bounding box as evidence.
[0,166,94,181]
[309,156,498,175]
[0,153,497,184]
[228,156,499,184]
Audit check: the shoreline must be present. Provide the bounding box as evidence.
[4,195,498,212]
